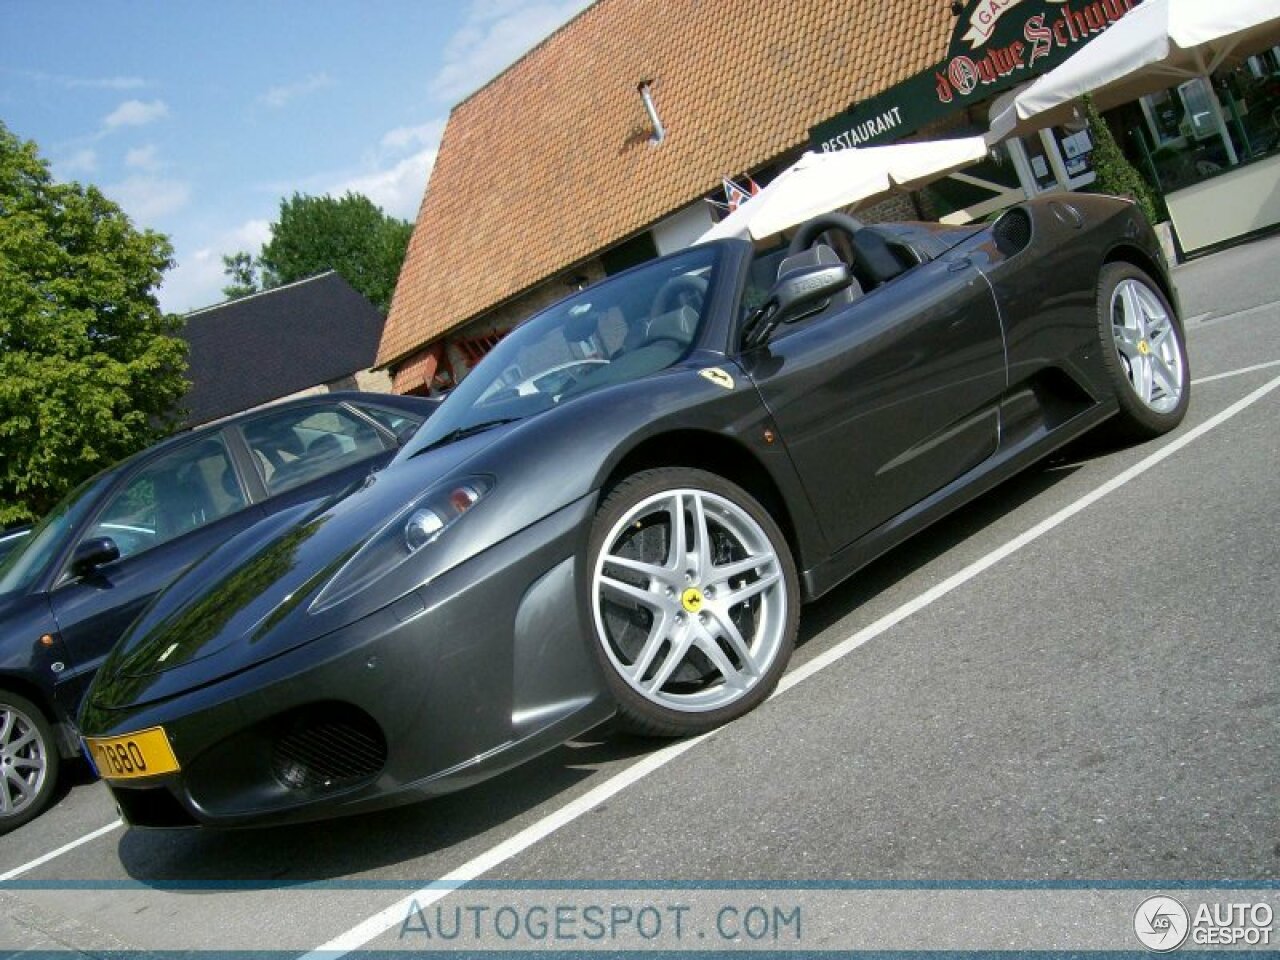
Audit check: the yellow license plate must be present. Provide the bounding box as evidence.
[84,727,180,781]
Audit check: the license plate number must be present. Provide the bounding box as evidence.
[84,727,180,781]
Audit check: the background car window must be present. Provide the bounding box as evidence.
[352,403,423,440]
[86,437,247,561]
[0,474,113,597]
[242,404,387,495]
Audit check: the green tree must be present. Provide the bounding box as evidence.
[1083,95,1164,226]
[221,250,260,299]
[0,122,187,525]
[222,191,413,311]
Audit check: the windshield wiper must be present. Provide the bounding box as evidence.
[414,417,521,455]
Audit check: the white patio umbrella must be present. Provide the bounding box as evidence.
[988,0,1280,142]
[697,136,991,243]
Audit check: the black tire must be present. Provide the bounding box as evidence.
[586,467,799,737]
[1097,262,1190,441]
[0,692,61,834]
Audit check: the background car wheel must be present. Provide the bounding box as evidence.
[0,692,60,833]
[587,468,799,737]
[1097,262,1190,440]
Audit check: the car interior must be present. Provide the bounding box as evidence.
[744,217,926,332]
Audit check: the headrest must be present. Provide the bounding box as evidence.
[777,242,841,281]
[646,305,698,344]
[853,229,907,286]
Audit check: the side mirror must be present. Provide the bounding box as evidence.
[72,536,120,575]
[744,263,853,348]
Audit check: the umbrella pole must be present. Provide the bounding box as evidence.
[1192,50,1239,167]
[1205,78,1240,166]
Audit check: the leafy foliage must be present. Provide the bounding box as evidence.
[1083,96,1164,226]
[220,250,260,299]
[0,122,187,525]
[222,192,413,311]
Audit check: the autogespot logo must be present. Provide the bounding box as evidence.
[1134,895,1190,952]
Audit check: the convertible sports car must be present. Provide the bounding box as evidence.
[81,193,1188,828]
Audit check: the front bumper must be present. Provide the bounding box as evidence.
[80,495,614,828]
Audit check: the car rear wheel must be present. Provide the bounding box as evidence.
[0,692,60,833]
[588,468,799,737]
[1098,262,1189,439]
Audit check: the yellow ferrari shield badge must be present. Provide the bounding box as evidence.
[681,588,705,613]
[699,367,735,390]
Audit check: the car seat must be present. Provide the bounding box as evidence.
[776,242,861,307]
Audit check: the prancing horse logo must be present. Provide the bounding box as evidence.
[681,588,705,613]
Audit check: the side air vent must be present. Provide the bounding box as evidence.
[271,703,387,792]
[993,207,1032,257]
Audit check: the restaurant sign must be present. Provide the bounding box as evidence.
[811,0,1143,151]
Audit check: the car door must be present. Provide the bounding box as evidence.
[48,432,264,719]
[740,248,1007,552]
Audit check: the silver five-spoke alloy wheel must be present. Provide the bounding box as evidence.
[1111,277,1185,414]
[592,487,788,714]
[0,700,49,820]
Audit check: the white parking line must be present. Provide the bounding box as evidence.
[6,363,1278,907]
[304,374,1280,958]
[0,819,121,882]
[1192,358,1280,385]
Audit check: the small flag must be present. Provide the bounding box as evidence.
[723,177,752,211]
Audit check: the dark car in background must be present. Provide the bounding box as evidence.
[0,526,32,565]
[0,391,437,831]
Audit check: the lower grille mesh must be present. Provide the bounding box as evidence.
[271,706,386,791]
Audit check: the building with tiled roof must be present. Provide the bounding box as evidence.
[383,0,1158,392]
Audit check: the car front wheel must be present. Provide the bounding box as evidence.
[587,468,799,737]
[1098,262,1190,439]
[0,692,60,833]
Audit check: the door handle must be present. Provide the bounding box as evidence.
[947,258,972,272]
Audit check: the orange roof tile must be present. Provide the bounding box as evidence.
[379,0,953,367]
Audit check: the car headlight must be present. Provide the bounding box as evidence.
[310,476,493,612]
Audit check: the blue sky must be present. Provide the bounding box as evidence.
[1,0,592,313]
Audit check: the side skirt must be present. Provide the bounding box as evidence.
[799,400,1117,601]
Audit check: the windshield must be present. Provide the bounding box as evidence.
[400,245,720,458]
[0,472,114,598]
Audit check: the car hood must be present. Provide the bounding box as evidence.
[91,428,510,708]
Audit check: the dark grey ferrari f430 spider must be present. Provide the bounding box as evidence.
[81,193,1188,828]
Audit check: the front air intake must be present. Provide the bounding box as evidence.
[270,704,387,792]
[993,207,1032,257]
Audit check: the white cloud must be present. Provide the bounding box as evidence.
[103,176,191,222]
[56,148,98,178]
[380,119,446,153]
[79,75,147,91]
[258,73,334,109]
[22,70,146,90]
[103,99,169,129]
[430,0,593,103]
[124,144,161,171]
[159,219,272,314]
[332,148,438,221]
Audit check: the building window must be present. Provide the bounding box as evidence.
[456,331,508,368]
[1135,48,1280,194]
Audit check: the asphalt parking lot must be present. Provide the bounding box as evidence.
[2,235,1279,954]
